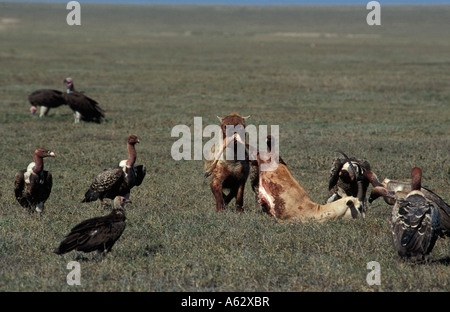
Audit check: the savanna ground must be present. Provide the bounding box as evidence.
[0,3,449,294]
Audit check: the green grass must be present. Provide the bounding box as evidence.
[0,3,449,292]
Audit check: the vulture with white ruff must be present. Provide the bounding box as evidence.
[82,135,146,208]
[14,148,56,213]
[54,196,128,258]
[63,77,105,123]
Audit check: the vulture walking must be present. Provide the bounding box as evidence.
[82,135,146,208]
[14,148,56,213]
[54,196,128,258]
[28,89,66,117]
[63,77,105,123]
[326,151,371,216]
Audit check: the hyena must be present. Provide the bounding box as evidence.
[204,113,250,212]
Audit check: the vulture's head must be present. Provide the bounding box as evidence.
[64,77,73,90]
[127,135,140,145]
[113,196,131,210]
[30,105,37,115]
[34,148,56,159]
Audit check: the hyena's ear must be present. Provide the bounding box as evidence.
[217,116,224,122]
[242,115,250,120]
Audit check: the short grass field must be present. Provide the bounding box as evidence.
[0,3,449,292]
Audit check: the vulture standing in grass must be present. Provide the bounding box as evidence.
[391,168,441,261]
[371,167,441,261]
[54,196,128,258]
[63,77,105,123]
[14,148,56,213]
[82,135,146,208]
[28,88,66,118]
[326,151,371,216]
[368,170,450,238]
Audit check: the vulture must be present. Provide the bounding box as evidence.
[326,151,371,216]
[14,148,56,213]
[54,196,128,258]
[390,168,440,261]
[63,77,105,123]
[368,169,450,238]
[28,89,66,117]
[82,135,146,208]
[369,168,441,261]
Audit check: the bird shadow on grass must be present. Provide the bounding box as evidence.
[72,253,105,262]
[431,256,450,266]
[143,244,164,257]
[74,254,91,262]
[395,255,450,266]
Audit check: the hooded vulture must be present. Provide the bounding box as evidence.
[14,148,56,213]
[63,77,105,123]
[54,196,128,258]
[82,135,146,208]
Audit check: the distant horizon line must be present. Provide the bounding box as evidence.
[3,0,450,5]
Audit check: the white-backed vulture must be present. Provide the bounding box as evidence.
[368,169,450,238]
[370,167,441,261]
[82,135,146,208]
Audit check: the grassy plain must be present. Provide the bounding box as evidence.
[0,3,449,293]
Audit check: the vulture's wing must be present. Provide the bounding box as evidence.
[328,158,343,191]
[134,165,147,186]
[82,167,124,202]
